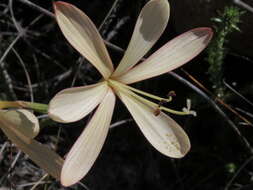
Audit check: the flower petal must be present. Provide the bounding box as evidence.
[48,82,109,123]
[0,110,63,179]
[54,1,114,79]
[115,89,190,158]
[112,0,170,77]
[0,109,39,138]
[61,88,116,186]
[117,27,213,84]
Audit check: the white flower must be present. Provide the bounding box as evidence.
[49,0,213,186]
[0,109,63,179]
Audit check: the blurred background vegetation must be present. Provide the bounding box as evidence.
[0,0,253,189]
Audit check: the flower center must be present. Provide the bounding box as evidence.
[107,79,196,117]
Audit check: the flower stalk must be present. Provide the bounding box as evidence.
[0,101,48,113]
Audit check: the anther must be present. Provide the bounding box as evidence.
[154,99,167,116]
[154,108,161,116]
[167,91,176,97]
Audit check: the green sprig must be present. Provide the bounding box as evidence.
[206,6,245,96]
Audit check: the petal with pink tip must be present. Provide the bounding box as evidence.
[48,82,108,123]
[54,1,113,79]
[117,28,213,84]
[61,88,115,186]
[0,110,63,179]
[113,0,170,77]
[115,89,190,158]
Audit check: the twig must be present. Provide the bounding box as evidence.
[12,48,34,102]
[0,7,45,101]
[182,69,252,126]
[223,80,253,108]
[169,72,253,155]
[0,32,18,36]
[37,114,48,119]
[16,0,54,18]
[224,155,253,190]
[234,0,253,13]
[27,43,67,72]
[71,57,84,87]
[98,0,120,31]
[0,34,21,68]
[0,62,17,100]
[0,142,8,162]
[11,70,72,92]
[9,0,25,36]
[110,119,133,129]
[235,107,253,119]
[104,40,125,53]
[0,35,20,100]
[106,17,129,41]
[9,0,42,37]
[16,180,51,188]
[0,3,9,17]
[7,150,22,189]
[30,174,48,190]
[77,182,91,190]
[10,150,21,169]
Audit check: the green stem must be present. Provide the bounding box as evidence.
[0,101,48,113]
[27,102,48,113]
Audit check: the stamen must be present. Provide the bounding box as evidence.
[109,80,196,117]
[109,79,172,103]
[131,90,191,116]
[109,80,193,116]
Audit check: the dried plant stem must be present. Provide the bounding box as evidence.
[236,107,253,120]
[98,0,120,31]
[30,174,48,190]
[16,0,54,18]
[234,0,253,13]
[0,35,20,100]
[169,72,253,155]
[225,155,253,190]
[12,48,34,102]
[223,80,253,108]
[182,69,252,126]
[110,119,133,129]
[0,34,21,68]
